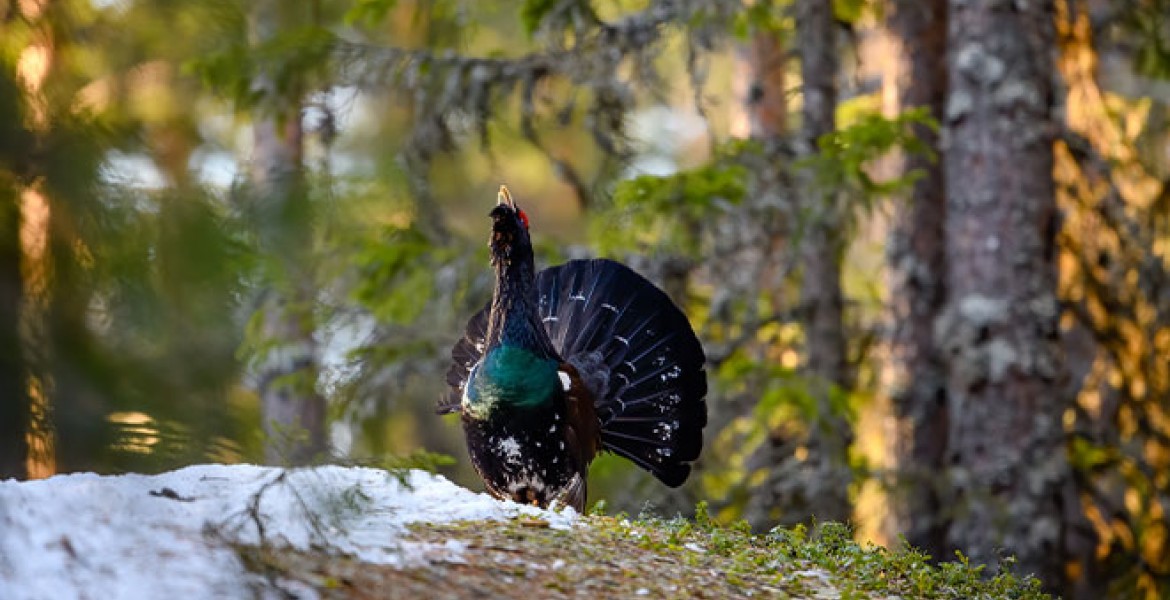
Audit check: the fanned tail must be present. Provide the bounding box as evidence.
[536,259,707,487]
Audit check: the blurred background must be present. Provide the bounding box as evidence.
[1,0,1169,597]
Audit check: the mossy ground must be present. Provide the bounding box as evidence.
[235,508,1050,599]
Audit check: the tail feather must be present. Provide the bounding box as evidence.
[604,443,665,478]
[536,259,707,487]
[543,263,616,355]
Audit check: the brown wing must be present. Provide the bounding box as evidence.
[558,362,600,511]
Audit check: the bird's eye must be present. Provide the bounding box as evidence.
[517,210,529,229]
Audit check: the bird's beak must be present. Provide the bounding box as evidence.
[497,185,516,210]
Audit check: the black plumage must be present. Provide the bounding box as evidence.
[441,186,707,510]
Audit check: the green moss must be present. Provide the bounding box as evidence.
[234,505,1050,599]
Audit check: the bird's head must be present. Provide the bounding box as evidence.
[489,185,532,267]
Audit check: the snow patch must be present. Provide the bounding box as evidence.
[0,464,576,600]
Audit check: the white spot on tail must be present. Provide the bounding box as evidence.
[660,365,682,381]
[557,370,572,391]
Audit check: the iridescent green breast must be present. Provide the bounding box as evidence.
[462,344,559,419]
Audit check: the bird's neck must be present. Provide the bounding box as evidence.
[485,254,554,356]
[463,252,561,418]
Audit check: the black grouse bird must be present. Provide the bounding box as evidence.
[439,185,707,510]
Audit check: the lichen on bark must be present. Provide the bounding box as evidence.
[940,0,1070,591]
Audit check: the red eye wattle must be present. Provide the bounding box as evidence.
[517,210,529,229]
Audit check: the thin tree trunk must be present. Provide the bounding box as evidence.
[736,31,804,529]
[797,0,846,386]
[887,0,949,559]
[0,175,29,480]
[941,0,1067,590]
[15,0,57,478]
[251,0,326,466]
[0,27,31,480]
[795,0,852,524]
[49,240,110,473]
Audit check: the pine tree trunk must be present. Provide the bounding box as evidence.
[49,245,111,473]
[941,0,1067,589]
[15,0,63,478]
[735,31,788,529]
[795,0,852,524]
[797,0,846,386]
[887,0,949,559]
[0,177,28,480]
[251,0,326,466]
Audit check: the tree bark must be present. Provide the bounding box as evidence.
[0,176,29,480]
[733,31,789,529]
[49,239,111,473]
[251,0,326,466]
[14,0,60,478]
[797,0,846,386]
[794,0,852,524]
[886,0,949,559]
[941,0,1067,589]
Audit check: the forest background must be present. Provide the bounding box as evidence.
[1,0,1169,597]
